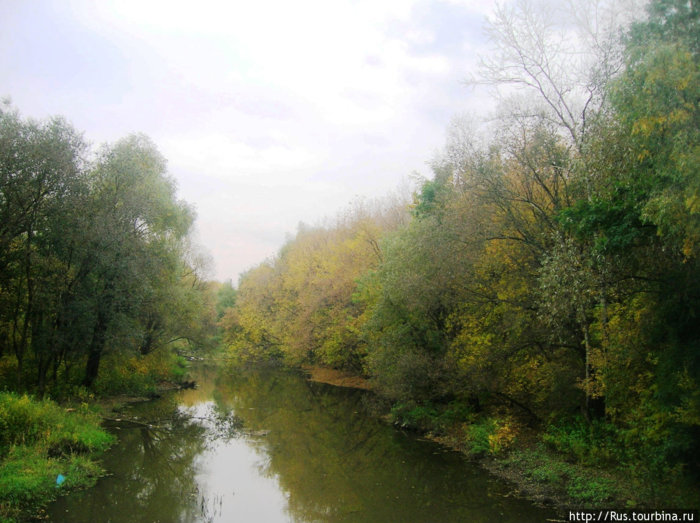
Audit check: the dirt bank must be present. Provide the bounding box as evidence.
[302,365,372,390]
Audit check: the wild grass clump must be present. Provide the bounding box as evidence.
[389,399,475,434]
[0,392,114,522]
[541,416,620,466]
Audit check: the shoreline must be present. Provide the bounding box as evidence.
[300,364,641,517]
[301,365,372,390]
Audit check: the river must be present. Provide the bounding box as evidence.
[47,365,557,522]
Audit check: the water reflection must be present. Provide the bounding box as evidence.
[47,365,555,522]
[53,398,210,522]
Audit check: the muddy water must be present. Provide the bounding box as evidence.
[47,365,556,522]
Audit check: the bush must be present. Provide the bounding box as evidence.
[461,417,520,456]
[0,392,113,455]
[390,401,439,431]
[618,407,694,505]
[94,350,186,396]
[542,416,619,465]
[171,355,189,381]
[466,419,495,456]
[488,418,519,455]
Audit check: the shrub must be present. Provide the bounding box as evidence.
[466,418,497,456]
[390,401,439,432]
[542,416,619,465]
[488,418,519,455]
[94,350,185,396]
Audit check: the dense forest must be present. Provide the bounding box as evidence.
[1,0,698,514]
[222,0,699,504]
[0,106,225,397]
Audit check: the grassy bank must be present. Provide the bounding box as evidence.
[0,393,114,522]
[387,400,699,513]
[296,368,663,511]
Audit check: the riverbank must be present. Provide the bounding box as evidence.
[0,378,193,522]
[300,366,698,516]
[431,426,635,513]
[302,365,372,390]
[0,393,114,522]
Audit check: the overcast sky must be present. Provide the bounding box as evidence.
[1,0,500,282]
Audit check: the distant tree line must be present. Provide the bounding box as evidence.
[222,0,699,500]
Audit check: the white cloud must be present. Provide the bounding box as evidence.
[160,134,320,183]
[3,0,501,280]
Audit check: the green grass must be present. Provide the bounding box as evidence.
[465,418,498,456]
[541,416,620,466]
[503,446,619,507]
[389,399,475,434]
[0,392,114,522]
[387,399,698,510]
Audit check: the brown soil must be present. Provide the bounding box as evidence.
[302,365,372,390]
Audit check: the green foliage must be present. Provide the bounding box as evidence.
[0,449,105,523]
[506,447,621,508]
[389,400,475,434]
[171,355,189,381]
[412,165,452,218]
[215,0,700,505]
[0,392,113,521]
[215,280,237,319]
[557,197,647,254]
[566,475,615,505]
[617,397,695,504]
[390,401,440,431]
[0,393,112,457]
[0,104,217,397]
[542,416,619,466]
[528,463,564,484]
[223,198,409,372]
[465,419,497,457]
[93,350,184,396]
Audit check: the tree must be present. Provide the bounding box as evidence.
[0,103,87,389]
[224,196,409,371]
[80,135,194,387]
[215,280,237,320]
[477,0,636,150]
[0,106,212,394]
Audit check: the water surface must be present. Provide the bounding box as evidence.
[47,365,556,522]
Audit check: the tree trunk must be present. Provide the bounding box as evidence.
[83,305,109,388]
[582,321,605,420]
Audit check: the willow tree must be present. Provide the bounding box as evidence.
[80,135,195,387]
[0,106,213,393]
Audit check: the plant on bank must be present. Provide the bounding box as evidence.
[0,392,114,522]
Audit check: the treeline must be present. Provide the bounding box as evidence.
[0,104,220,396]
[223,0,699,501]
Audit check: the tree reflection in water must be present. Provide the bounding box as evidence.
[48,365,555,523]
